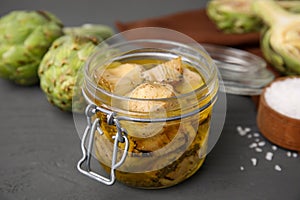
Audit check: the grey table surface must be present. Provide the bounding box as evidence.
[0,1,300,200]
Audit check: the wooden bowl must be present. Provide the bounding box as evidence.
[257,77,300,151]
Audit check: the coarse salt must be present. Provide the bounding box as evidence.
[258,141,266,147]
[264,78,300,120]
[249,143,258,148]
[253,133,260,137]
[244,127,251,133]
[237,126,246,136]
[287,151,292,157]
[274,165,282,172]
[237,126,251,136]
[237,126,244,134]
[265,152,273,161]
[255,147,263,152]
[292,153,298,158]
[240,166,245,171]
[251,158,258,166]
[272,145,278,151]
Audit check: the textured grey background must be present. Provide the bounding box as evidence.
[0,0,300,200]
[0,0,207,28]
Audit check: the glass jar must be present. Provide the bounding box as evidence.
[76,28,222,189]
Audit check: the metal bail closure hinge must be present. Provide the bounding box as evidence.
[77,104,129,185]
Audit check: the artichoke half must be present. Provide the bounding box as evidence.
[206,0,300,34]
[0,10,63,85]
[253,0,300,75]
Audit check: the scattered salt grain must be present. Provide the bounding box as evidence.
[251,158,257,166]
[236,126,245,136]
[236,125,296,172]
[236,126,242,131]
[292,153,298,158]
[237,126,251,136]
[239,132,247,137]
[249,143,258,148]
[264,78,300,120]
[265,152,273,161]
[258,141,266,147]
[244,127,251,133]
[272,145,278,151]
[253,133,260,137]
[274,165,282,172]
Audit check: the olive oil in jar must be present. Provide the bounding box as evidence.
[92,56,214,188]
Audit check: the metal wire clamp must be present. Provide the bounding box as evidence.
[77,104,129,185]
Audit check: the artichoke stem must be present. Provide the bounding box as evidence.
[252,0,295,26]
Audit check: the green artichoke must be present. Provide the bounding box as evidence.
[206,0,300,34]
[0,10,63,85]
[253,0,300,75]
[63,24,114,41]
[38,35,99,112]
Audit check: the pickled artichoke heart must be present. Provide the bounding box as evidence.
[206,0,300,33]
[0,10,63,85]
[63,24,114,41]
[124,82,178,141]
[93,57,211,188]
[95,110,204,163]
[39,35,99,112]
[253,0,300,75]
[98,57,204,141]
[141,57,183,83]
[96,63,145,95]
[174,68,204,94]
[128,82,177,113]
[141,56,204,93]
[94,112,209,188]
